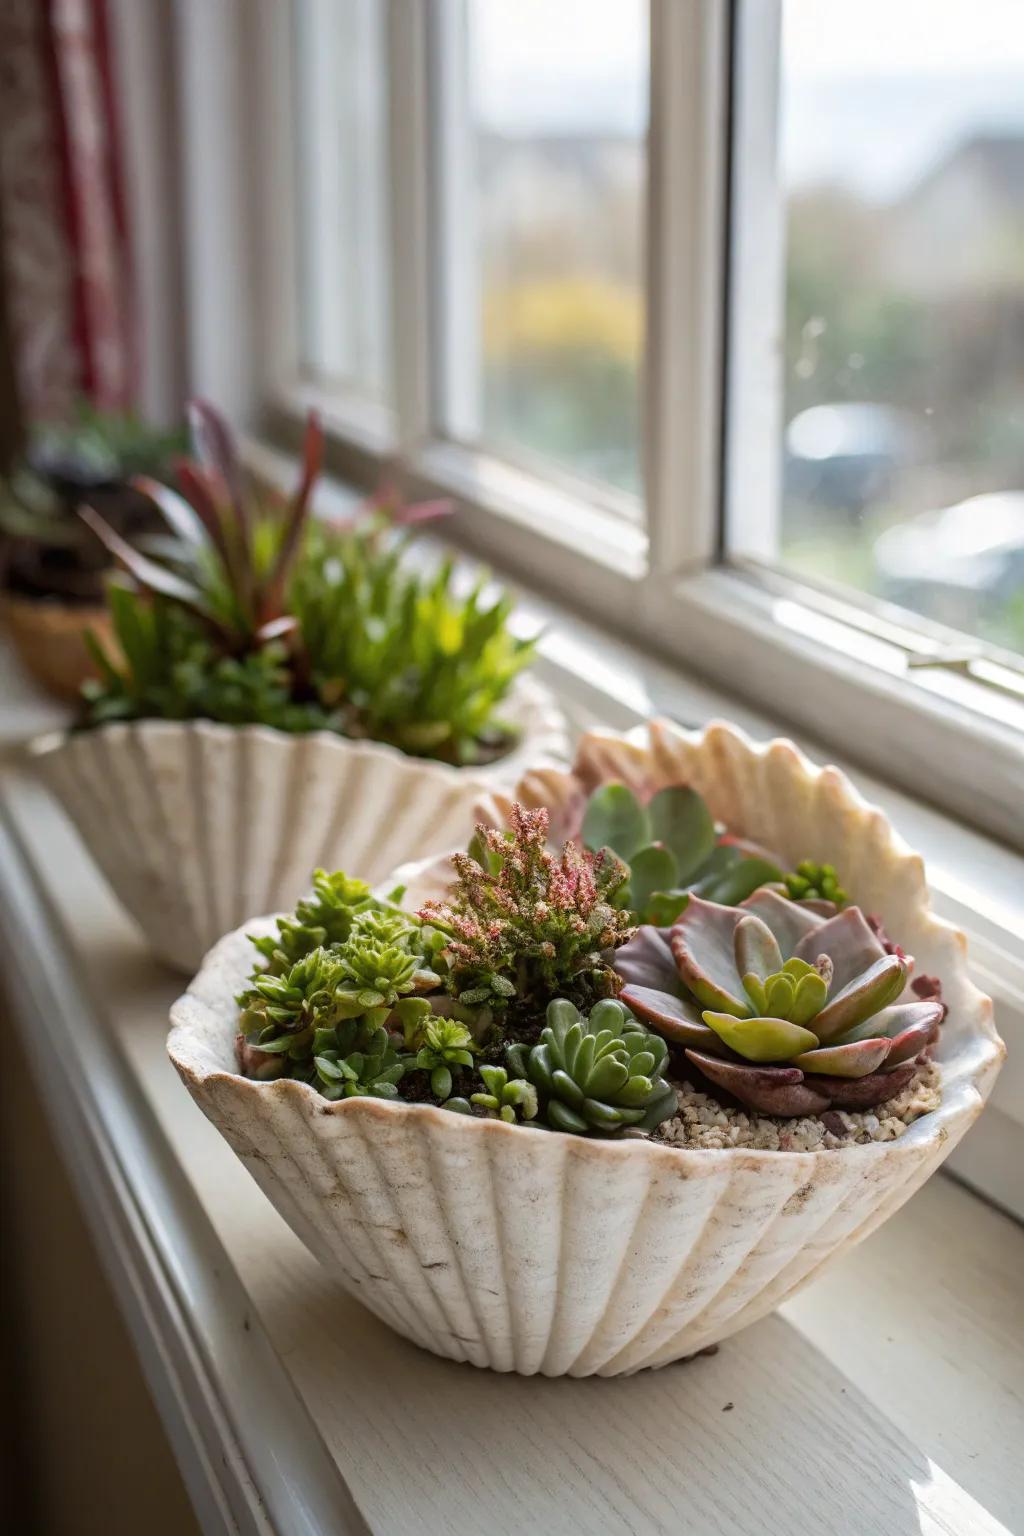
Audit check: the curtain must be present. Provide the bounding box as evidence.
[0,0,133,428]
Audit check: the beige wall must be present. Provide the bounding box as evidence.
[0,1006,200,1536]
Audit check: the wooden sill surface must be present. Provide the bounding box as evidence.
[1,752,1021,1536]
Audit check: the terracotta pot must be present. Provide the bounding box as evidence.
[167,720,1004,1375]
[30,675,568,971]
[2,593,114,703]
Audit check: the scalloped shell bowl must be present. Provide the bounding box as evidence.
[167,721,1003,1376]
[30,675,567,972]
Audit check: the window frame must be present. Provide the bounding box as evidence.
[172,0,1024,851]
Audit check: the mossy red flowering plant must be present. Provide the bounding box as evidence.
[420,805,634,1021]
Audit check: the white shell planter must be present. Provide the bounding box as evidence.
[31,675,567,972]
[167,721,1004,1376]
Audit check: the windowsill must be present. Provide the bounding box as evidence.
[0,725,1019,1533]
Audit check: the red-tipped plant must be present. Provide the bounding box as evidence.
[79,400,324,652]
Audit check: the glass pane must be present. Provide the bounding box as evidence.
[293,0,390,402]
[773,0,1024,654]
[440,0,648,499]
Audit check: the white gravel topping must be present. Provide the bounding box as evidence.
[656,1060,942,1152]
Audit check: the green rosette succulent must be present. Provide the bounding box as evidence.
[236,882,442,1096]
[468,1065,539,1123]
[617,888,944,1117]
[237,946,350,1077]
[249,869,380,973]
[312,1018,405,1101]
[580,781,783,925]
[236,950,407,1098]
[337,909,440,1009]
[505,998,677,1136]
[413,1017,478,1100]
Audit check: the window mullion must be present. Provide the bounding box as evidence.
[723,0,783,564]
[385,0,434,460]
[644,0,731,576]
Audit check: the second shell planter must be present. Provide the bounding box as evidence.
[28,393,570,969]
[167,721,1004,1376]
[31,673,565,973]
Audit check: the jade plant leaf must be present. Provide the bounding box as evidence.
[685,1048,830,1117]
[644,890,692,926]
[791,906,889,997]
[614,925,683,994]
[801,1061,918,1111]
[647,786,716,881]
[700,856,784,906]
[670,898,748,1015]
[627,844,679,917]
[808,953,906,1042]
[581,782,649,861]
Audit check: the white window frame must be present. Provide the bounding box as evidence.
[164,0,1024,851]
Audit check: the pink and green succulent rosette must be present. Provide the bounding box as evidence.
[617,888,945,1117]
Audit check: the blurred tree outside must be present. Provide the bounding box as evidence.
[782,134,1024,651]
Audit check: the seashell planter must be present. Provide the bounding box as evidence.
[31,674,567,972]
[167,720,1003,1376]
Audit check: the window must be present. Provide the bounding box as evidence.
[436,0,648,505]
[185,0,1023,846]
[730,0,1024,664]
[292,0,391,406]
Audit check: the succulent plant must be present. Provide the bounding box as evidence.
[312,1018,406,1101]
[0,402,185,604]
[782,860,848,907]
[82,583,326,730]
[73,400,536,766]
[580,781,783,924]
[82,400,323,650]
[250,869,380,973]
[466,1064,539,1122]
[617,888,944,1116]
[336,909,441,1008]
[413,1017,478,1099]
[238,946,349,1058]
[421,805,634,1019]
[293,532,536,765]
[505,998,677,1136]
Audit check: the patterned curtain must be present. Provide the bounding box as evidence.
[0,0,133,427]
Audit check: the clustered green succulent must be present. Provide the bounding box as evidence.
[580,781,784,924]
[234,786,944,1135]
[0,401,184,603]
[234,807,675,1135]
[76,401,536,765]
[783,860,848,907]
[447,1065,539,1123]
[293,531,536,764]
